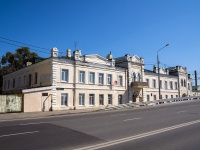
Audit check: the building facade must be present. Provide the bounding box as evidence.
[2,48,193,112]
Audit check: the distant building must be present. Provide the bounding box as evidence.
[192,86,200,96]
[2,48,192,112]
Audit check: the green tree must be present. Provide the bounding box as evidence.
[0,47,38,94]
[1,47,38,70]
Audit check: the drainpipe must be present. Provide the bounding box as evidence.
[73,61,76,110]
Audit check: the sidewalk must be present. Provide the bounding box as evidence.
[0,108,102,121]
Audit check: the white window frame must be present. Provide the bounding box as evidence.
[99,94,104,105]
[147,95,150,101]
[79,93,85,106]
[61,69,68,82]
[61,93,68,106]
[118,75,123,86]
[165,81,168,89]
[137,73,141,82]
[79,71,85,83]
[152,79,156,88]
[118,95,123,104]
[89,94,95,105]
[160,80,162,89]
[146,78,149,87]
[89,72,95,84]
[108,94,112,104]
[175,82,178,90]
[98,73,104,85]
[170,81,173,89]
[107,74,112,85]
[132,73,136,82]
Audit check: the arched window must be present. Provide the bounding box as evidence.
[137,73,141,82]
[132,72,136,82]
[184,79,186,87]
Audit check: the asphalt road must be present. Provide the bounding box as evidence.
[0,100,200,150]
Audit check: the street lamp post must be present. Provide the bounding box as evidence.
[157,44,169,99]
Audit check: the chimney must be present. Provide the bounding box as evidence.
[26,62,32,66]
[67,49,71,58]
[51,47,58,57]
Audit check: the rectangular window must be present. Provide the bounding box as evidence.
[147,95,150,101]
[61,69,68,82]
[61,93,68,106]
[175,82,178,89]
[89,94,95,105]
[79,93,85,106]
[4,81,6,89]
[171,95,173,98]
[176,95,178,98]
[160,95,162,99]
[99,94,104,105]
[154,95,156,100]
[165,95,168,99]
[18,77,21,87]
[8,80,10,89]
[146,79,149,87]
[170,81,173,89]
[118,76,123,86]
[188,83,190,90]
[118,95,122,104]
[160,80,162,89]
[79,71,85,83]
[108,94,112,104]
[28,74,32,87]
[107,74,112,85]
[89,72,95,84]
[165,81,168,89]
[99,73,104,85]
[34,72,38,84]
[152,79,156,88]
[13,78,15,88]
[24,75,26,87]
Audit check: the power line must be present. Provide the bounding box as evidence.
[0,36,50,51]
[0,40,49,54]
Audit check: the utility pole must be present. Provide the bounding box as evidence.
[157,44,169,99]
[194,70,198,87]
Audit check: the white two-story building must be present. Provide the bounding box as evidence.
[2,48,192,112]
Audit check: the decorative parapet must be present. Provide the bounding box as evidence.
[115,54,144,64]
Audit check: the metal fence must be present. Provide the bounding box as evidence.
[0,94,23,113]
[104,96,200,110]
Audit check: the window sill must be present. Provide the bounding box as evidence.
[61,81,68,83]
[61,105,68,108]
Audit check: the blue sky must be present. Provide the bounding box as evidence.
[0,0,200,83]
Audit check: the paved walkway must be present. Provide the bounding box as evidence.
[0,108,102,121]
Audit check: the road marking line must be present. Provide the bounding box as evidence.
[74,119,200,150]
[110,114,126,116]
[0,131,39,138]
[19,122,49,125]
[123,117,141,121]
[177,110,187,113]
